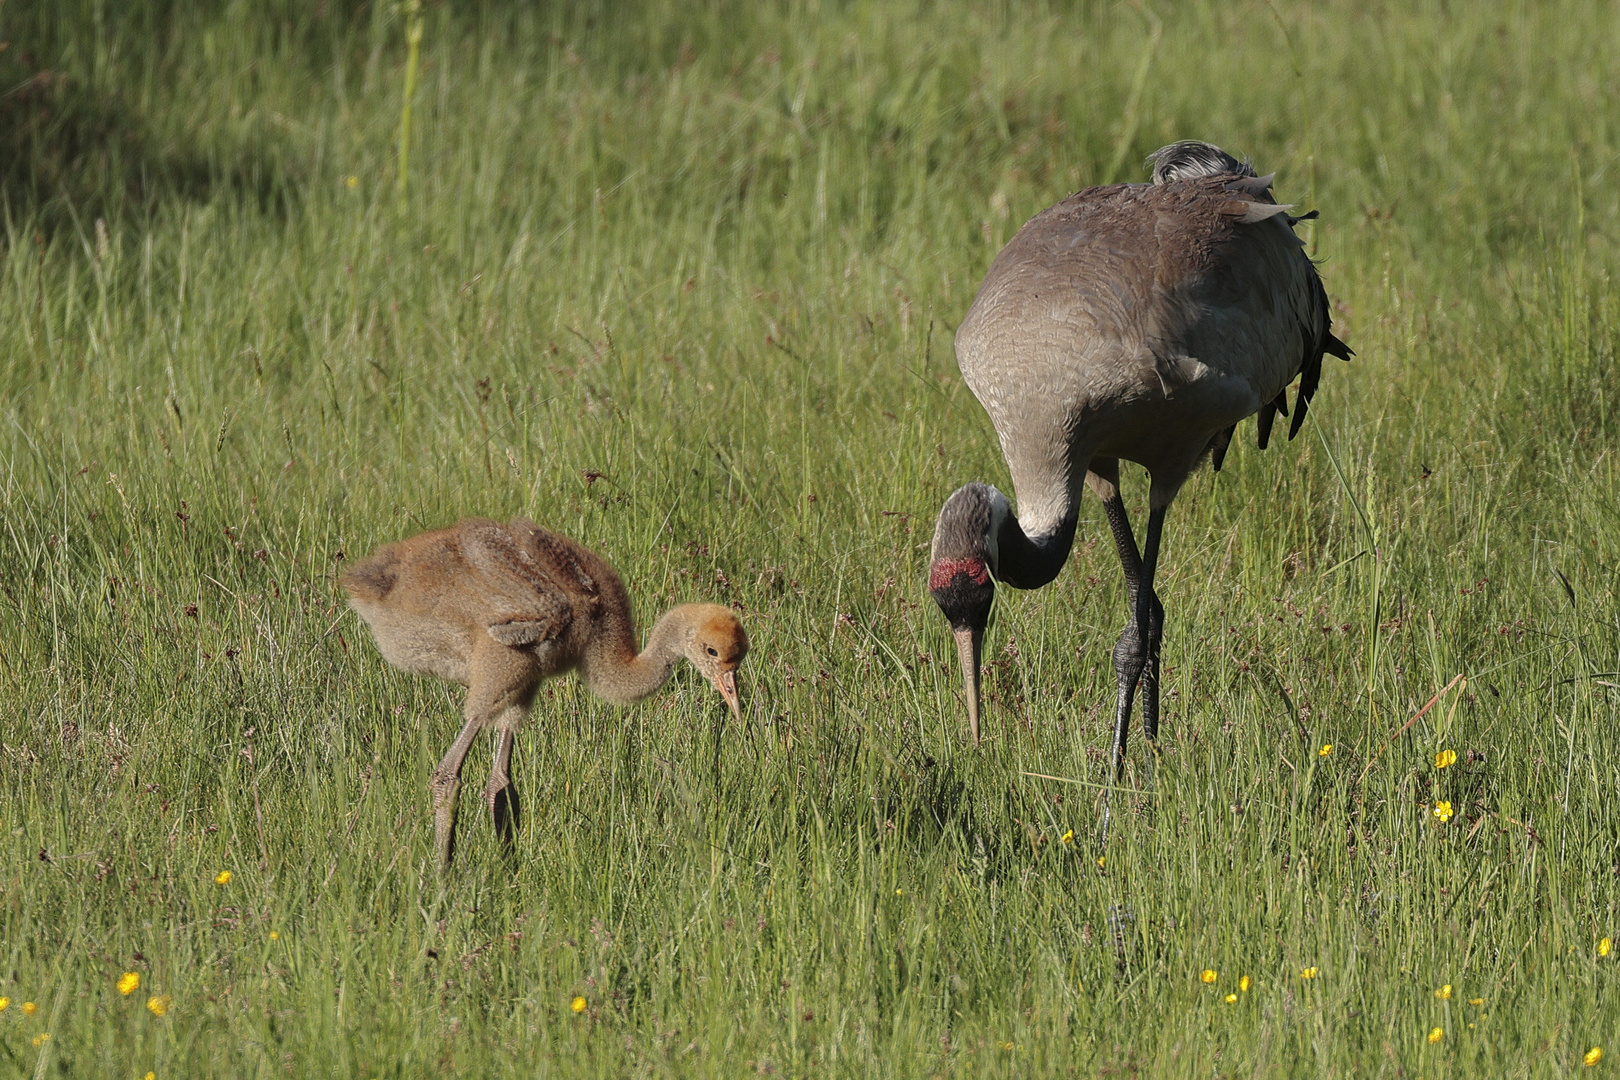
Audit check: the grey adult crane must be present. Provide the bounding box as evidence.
[929,141,1350,795]
[343,517,748,867]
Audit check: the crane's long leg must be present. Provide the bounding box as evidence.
[1137,508,1167,746]
[431,717,483,870]
[444,638,538,869]
[484,718,521,857]
[1098,491,1166,844]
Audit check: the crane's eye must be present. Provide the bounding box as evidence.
[706,646,718,657]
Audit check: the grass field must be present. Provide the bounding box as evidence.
[1,0,1618,1075]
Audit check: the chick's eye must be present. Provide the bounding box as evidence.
[706,646,718,657]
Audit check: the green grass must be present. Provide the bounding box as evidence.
[1,0,1617,1075]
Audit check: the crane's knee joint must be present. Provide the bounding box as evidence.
[1112,627,1148,682]
[430,770,460,807]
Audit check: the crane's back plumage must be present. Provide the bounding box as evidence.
[342,518,627,685]
[955,154,1348,532]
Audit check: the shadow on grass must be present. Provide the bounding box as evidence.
[0,53,291,235]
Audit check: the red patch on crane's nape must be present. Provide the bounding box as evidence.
[929,557,991,591]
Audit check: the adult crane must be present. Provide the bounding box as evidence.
[928,141,1350,803]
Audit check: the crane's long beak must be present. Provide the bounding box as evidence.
[953,625,983,745]
[713,668,743,726]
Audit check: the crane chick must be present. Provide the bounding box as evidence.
[343,517,748,867]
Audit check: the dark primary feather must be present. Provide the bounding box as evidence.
[1284,271,1355,441]
[1209,424,1236,472]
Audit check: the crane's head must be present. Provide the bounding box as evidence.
[928,483,1010,745]
[1147,140,1259,184]
[678,603,749,725]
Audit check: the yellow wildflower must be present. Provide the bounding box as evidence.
[270,931,279,941]
[146,1074,156,1080]
[570,996,587,1014]
[1097,856,1106,869]
[1434,749,1457,769]
[1600,937,1612,958]
[1435,984,1452,1000]
[1300,967,1318,980]
[118,972,140,996]
[1585,1047,1602,1067]
[1201,969,1218,984]
[1433,801,1454,823]
[1318,744,1333,757]
[0,997,9,1011]
[1060,830,1074,845]
[895,888,903,895]
[998,1041,1015,1051]
[215,870,232,886]
[1468,998,1484,1006]
[22,1001,37,1015]
[31,1033,50,1047]
[1239,976,1251,992]
[146,995,171,1017]
[1224,993,1237,1004]
[1427,1027,1444,1044]
[345,175,359,190]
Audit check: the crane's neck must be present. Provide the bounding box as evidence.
[931,482,1075,592]
[993,501,1075,589]
[580,600,689,706]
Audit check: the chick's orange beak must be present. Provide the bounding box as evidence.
[713,668,742,724]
